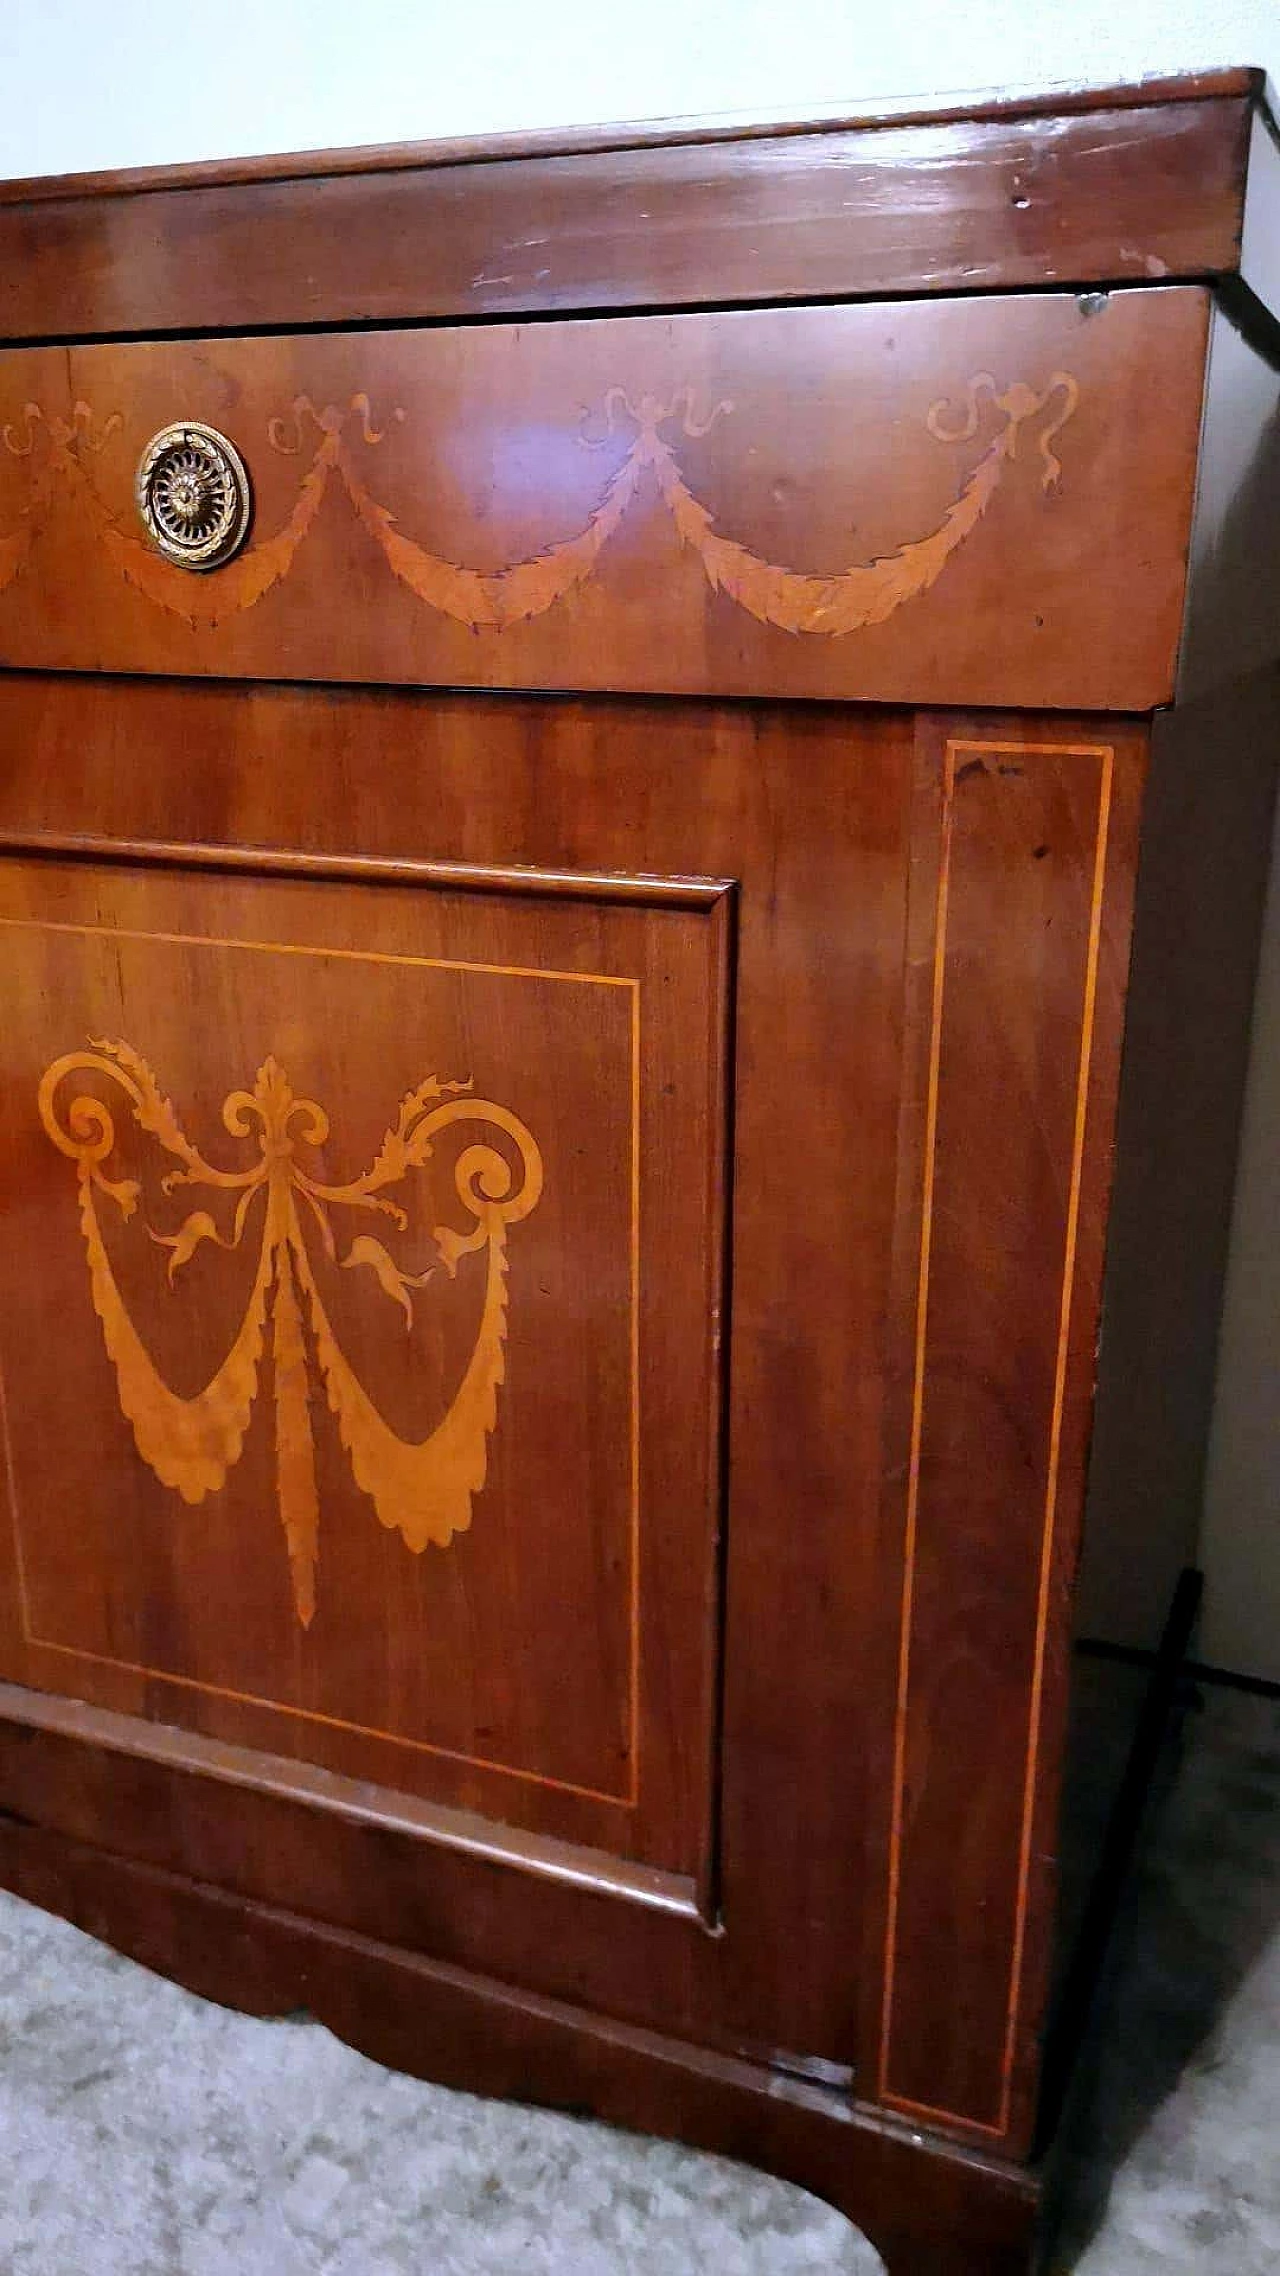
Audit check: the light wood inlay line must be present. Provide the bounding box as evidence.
[0,914,636,991]
[998,743,1114,2131]
[878,737,1115,2139]
[15,1635,636,1809]
[0,1680,697,1919]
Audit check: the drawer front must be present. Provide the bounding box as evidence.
[0,288,1205,710]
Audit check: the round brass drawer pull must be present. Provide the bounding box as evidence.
[135,421,251,570]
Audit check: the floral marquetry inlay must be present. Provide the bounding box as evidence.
[37,1041,544,1626]
[0,373,1079,634]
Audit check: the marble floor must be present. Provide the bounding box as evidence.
[0,1683,1277,2274]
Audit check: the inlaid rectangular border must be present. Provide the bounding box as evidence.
[876,737,1115,2140]
[0,841,734,1820]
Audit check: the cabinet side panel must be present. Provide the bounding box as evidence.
[873,719,1145,2151]
[1177,302,1280,704]
[1077,671,1280,1649]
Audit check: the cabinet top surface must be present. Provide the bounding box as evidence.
[1,66,1277,342]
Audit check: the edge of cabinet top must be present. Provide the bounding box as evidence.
[1,69,1277,341]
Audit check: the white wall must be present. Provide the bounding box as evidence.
[0,0,1275,174]
[3,0,1280,1675]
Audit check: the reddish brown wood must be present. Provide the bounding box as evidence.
[0,291,1209,710]
[0,1815,1042,2276]
[0,671,918,2077]
[868,719,1145,2153]
[0,850,732,1876]
[0,1680,701,1915]
[0,666,1154,2166]
[3,75,1280,2276]
[0,1683,727,2052]
[0,94,1260,340]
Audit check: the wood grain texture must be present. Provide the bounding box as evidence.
[0,670,915,2077]
[0,849,730,1878]
[0,290,1209,710]
[1240,105,1280,329]
[0,673,1155,2169]
[0,1679,700,1917]
[4,77,1276,2272]
[0,1817,1043,2276]
[0,94,1258,339]
[869,720,1146,2152]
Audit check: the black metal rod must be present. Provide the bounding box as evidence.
[1035,1564,1204,2157]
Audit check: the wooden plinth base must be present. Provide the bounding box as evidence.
[0,1815,1040,2276]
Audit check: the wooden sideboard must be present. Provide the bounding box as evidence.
[1,68,1279,2273]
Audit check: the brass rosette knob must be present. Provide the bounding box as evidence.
[135,421,251,570]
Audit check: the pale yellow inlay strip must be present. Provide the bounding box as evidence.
[0,913,635,990]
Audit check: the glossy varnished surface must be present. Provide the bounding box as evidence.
[0,850,731,1874]
[0,672,1147,2172]
[0,1817,1043,2276]
[0,673,917,2079]
[3,72,1279,2276]
[869,724,1143,2148]
[0,291,1208,709]
[0,85,1266,338]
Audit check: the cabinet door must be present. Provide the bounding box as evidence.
[0,850,729,1883]
[0,673,925,2082]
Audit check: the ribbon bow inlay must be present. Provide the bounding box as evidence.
[38,1039,543,1624]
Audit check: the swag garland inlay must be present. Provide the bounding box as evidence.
[38,1040,544,1626]
[0,373,1079,633]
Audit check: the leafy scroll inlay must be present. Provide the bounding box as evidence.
[38,1042,544,1626]
[1,372,1079,634]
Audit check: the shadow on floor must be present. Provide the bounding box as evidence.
[2,1685,1279,2271]
[1049,1684,1280,2273]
